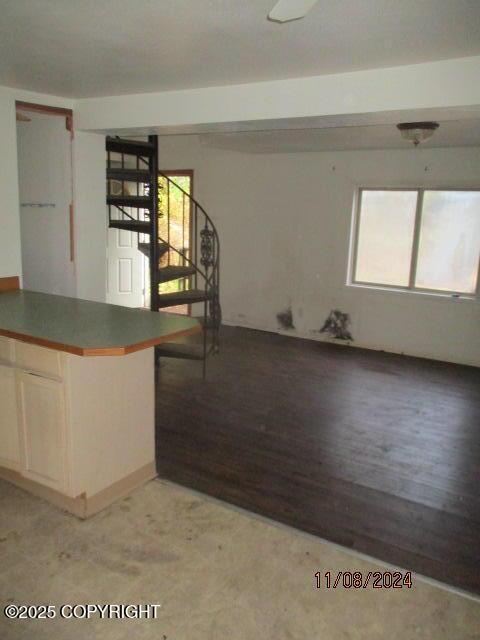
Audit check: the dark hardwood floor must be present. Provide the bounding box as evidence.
[155,326,480,594]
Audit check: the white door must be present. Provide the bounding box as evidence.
[0,365,21,471]
[17,372,67,491]
[106,207,145,308]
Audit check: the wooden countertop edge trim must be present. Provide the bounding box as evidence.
[82,323,203,356]
[0,322,202,357]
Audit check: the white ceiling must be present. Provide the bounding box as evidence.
[195,119,480,153]
[1,0,479,98]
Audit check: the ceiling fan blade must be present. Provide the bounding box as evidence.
[268,0,320,23]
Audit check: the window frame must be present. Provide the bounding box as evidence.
[349,187,480,300]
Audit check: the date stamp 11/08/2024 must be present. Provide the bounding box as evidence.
[315,570,413,590]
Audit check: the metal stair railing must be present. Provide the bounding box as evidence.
[156,171,221,358]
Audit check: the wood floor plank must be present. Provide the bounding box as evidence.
[155,326,480,594]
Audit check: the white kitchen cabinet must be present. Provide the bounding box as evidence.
[17,371,68,492]
[0,338,155,517]
[0,286,194,517]
[0,364,21,471]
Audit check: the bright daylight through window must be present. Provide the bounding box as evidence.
[352,189,480,296]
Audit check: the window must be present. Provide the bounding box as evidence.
[351,189,480,296]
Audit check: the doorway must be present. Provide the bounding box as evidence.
[106,166,194,311]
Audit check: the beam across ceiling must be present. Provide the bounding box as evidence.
[75,56,480,135]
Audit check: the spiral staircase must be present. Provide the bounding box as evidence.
[106,135,220,375]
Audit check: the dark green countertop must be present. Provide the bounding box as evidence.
[0,290,201,356]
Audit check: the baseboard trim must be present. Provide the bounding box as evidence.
[0,462,157,519]
[85,462,157,518]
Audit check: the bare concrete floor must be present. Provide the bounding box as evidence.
[0,478,479,640]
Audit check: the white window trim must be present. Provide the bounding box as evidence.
[348,187,480,301]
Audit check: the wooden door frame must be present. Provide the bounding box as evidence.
[158,170,194,316]
[15,101,73,136]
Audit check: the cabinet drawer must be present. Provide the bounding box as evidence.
[15,341,63,380]
[0,336,14,365]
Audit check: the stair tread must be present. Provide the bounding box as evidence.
[155,343,205,361]
[106,137,155,156]
[158,265,196,282]
[194,315,217,329]
[137,242,170,258]
[107,168,151,183]
[106,136,154,149]
[109,220,151,233]
[107,195,153,208]
[157,289,211,308]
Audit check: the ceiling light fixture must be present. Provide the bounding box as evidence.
[397,122,439,147]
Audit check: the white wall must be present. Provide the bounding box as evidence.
[0,86,74,281]
[73,131,107,302]
[17,112,76,297]
[157,136,480,366]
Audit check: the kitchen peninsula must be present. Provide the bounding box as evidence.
[0,277,200,517]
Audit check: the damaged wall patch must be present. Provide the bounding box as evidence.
[320,310,353,341]
[277,307,294,330]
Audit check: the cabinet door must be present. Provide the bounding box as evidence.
[17,372,67,491]
[0,364,21,471]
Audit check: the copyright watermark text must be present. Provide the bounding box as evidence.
[4,603,161,620]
